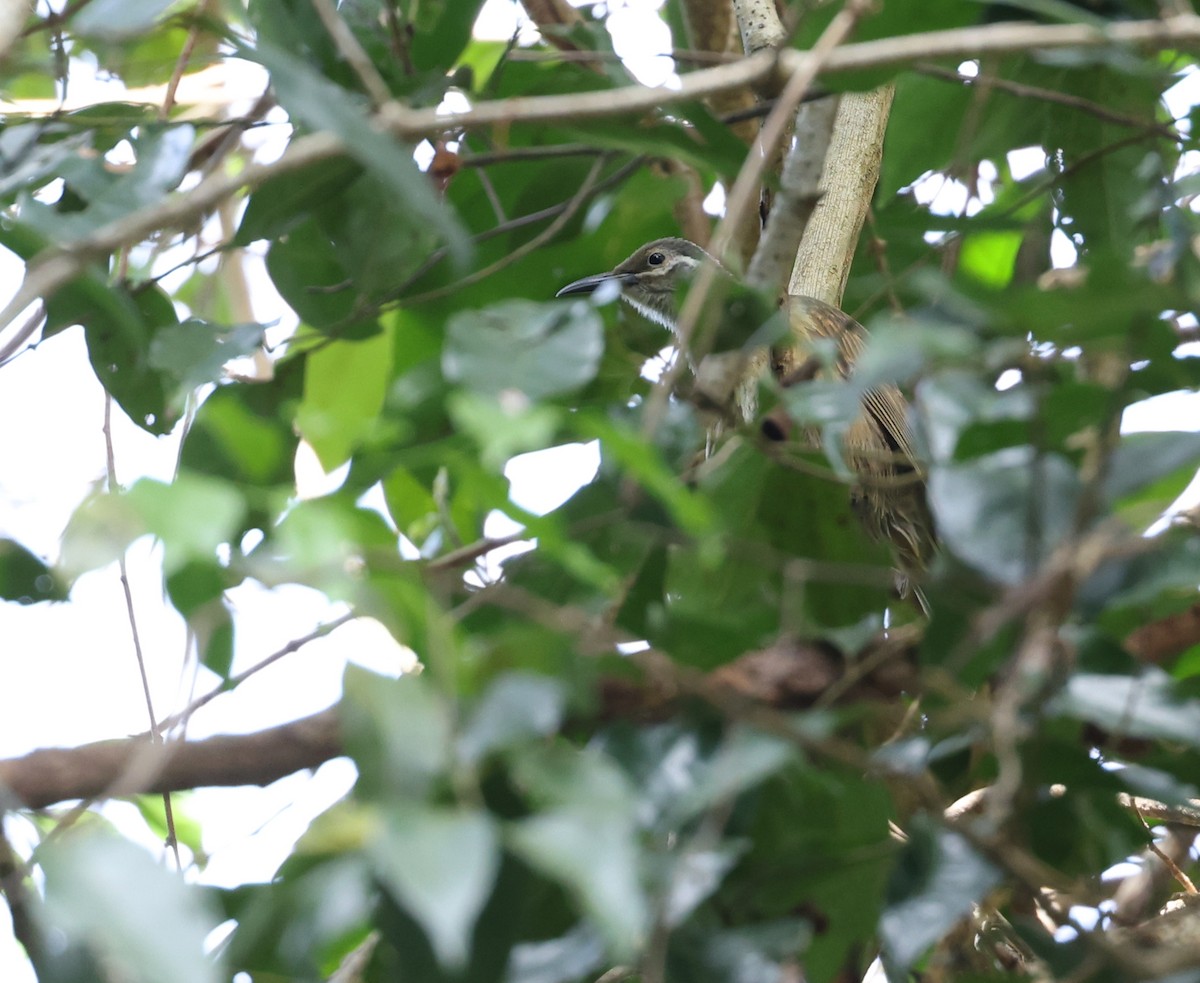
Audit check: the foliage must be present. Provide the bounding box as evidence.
[2,0,1200,981]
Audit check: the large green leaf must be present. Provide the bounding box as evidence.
[929,447,1080,584]
[247,39,469,265]
[371,805,500,969]
[41,831,221,983]
[296,329,394,470]
[443,300,604,400]
[341,667,452,799]
[1051,669,1200,746]
[879,819,1000,970]
[0,538,65,603]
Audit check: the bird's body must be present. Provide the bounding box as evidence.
[557,237,936,609]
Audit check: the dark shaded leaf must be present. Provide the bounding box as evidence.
[879,820,1000,970]
[0,538,64,603]
[247,40,469,265]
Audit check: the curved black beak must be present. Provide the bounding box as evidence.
[555,271,635,298]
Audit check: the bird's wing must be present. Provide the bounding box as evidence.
[786,296,923,473]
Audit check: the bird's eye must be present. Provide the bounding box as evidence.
[647,252,665,266]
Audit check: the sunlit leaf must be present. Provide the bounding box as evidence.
[297,329,394,470]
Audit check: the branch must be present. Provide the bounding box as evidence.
[0,130,345,358]
[788,86,894,305]
[379,15,1200,138]
[0,708,342,810]
[1124,600,1200,665]
[0,615,919,811]
[4,15,1200,345]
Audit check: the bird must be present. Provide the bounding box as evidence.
[556,236,936,612]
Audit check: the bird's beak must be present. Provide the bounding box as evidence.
[555,271,635,298]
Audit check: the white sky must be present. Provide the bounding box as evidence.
[2,3,1199,979]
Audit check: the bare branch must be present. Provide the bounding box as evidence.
[1125,600,1200,666]
[4,15,1200,346]
[0,709,343,811]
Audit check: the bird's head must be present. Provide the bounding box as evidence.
[555,237,717,332]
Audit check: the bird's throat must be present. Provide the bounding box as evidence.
[623,294,679,335]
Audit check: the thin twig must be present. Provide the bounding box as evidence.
[159,0,211,120]
[401,154,609,305]
[425,531,530,571]
[103,392,183,868]
[154,611,360,734]
[917,63,1180,139]
[309,0,392,107]
[388,154,643,303]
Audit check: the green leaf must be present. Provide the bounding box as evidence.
[507,808,647,957]
[958,230,1024,289]
[166,560,235,677]
[370,805,500,969]
[443,300,604,400]
[148,320,267,400]
[581,413,714,538]
[879,820,1000,970]
[1050,669,1200,746]
[458,672,566,763]
[504,743,646,953]
[668,919,813,983]
[21,124,194,240]
[71,0,181,39]
[246,39,469,266]
[880,72,971,199]
[85,280,179,434]
[506,924,606,983]
[670,728,796,824]
[0,125,91,202]
[341,667,451,799]
[296,330,393,470]
[256,495,399,597]
[0,538,64,603]
[264,216,371,332]
[181,383,296,489]
[928,447,1080,584]
[408,0,488,73]
[662,844,746,928]
[60,475,245,577]
[125,475,246,573]
[41,830,220,983]
[134,794,207,863]
[1103,431,1200,506]
[447,392,561,472]
[854,313,981,390]
[236,158,362,244]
